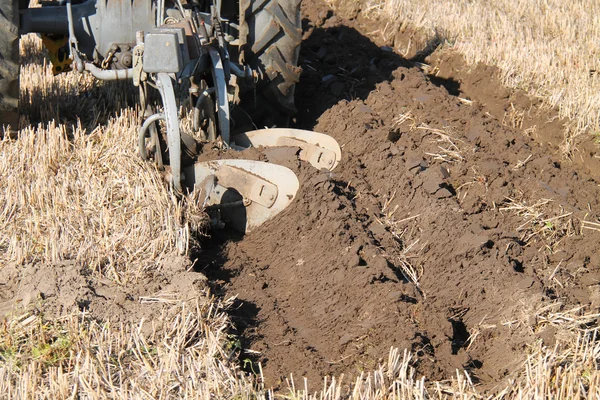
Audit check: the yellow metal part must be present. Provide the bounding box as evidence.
[41,34,72,75]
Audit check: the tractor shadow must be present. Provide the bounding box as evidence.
[294,20,460,129]
[20,79,138,131]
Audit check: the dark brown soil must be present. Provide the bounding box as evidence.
[3,0,600,396]
[197,0,600,393]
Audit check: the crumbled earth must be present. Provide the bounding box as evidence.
[2,0,600,396]
[0,255,208,332]
[196,0,600,392]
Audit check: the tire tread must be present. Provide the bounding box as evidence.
[0,0,20,133]
[241,0,302,117]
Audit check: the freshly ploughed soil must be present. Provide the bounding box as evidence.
[2,0,600,395]
[198,0,600,392]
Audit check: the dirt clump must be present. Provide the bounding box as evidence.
[199,0,600,392]
[0,256,208,330]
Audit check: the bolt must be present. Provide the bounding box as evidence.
[121,53,133,68]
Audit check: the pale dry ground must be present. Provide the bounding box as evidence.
[356,0,600,154]
[2,32,600,399]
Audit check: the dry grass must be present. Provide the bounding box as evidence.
[279,349,481,400]
[418,123,467,163]
[361,0,600,153]
[376,192,424,293]
[0,35,204,284]
[499,196,576,253]
[279,304,600,399]
[496,300,600,399]
[0,34,236,396]
[0,297,261,398]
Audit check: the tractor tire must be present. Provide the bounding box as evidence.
[238,0,302,128]
[0,0,20,136]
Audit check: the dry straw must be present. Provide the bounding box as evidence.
[0,297,260,398]
[363,0,600,152]
[1,35,203,284]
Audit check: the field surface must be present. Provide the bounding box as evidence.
[209,0,600,392]
[2,0,600,398]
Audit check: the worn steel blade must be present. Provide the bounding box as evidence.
[233,128,342,171]
[183,160,299,233]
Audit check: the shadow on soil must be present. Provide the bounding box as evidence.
[295,21,408,129]
[294,20,460,129]
[192,230,263,373]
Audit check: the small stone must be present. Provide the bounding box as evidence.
[380,46,394,52]
[423,177,441,194]
[580,274,599,286]
[406,157,422,170]
[316,47,328,60]
[467,128,482,142]
[339,333,356,346]
[440,166,451,179]
[415,94,431,103]
[311,172,330,186]
[349,254,361,267]
[380,142,391,151]
[330,82,346,96]
[571,287,590,304]
[518,277,535,290]
[435,188,453,198]
[350,242,364,255]
[536,326,557,347]
[590,287,600,307]
[473,235,491,248]
[363,247,377,260]
[322,74,337,87]
[370,222,387,236]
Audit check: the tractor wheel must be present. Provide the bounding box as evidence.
[0,0,20,136]
[238,0,302,129]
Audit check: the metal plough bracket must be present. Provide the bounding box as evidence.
[209,47,230,146]
[155,72,182,191]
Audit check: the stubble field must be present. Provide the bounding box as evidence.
[1,0,600,398]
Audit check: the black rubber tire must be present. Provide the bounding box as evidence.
[0,0,20,135]
[238,0,302,128]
